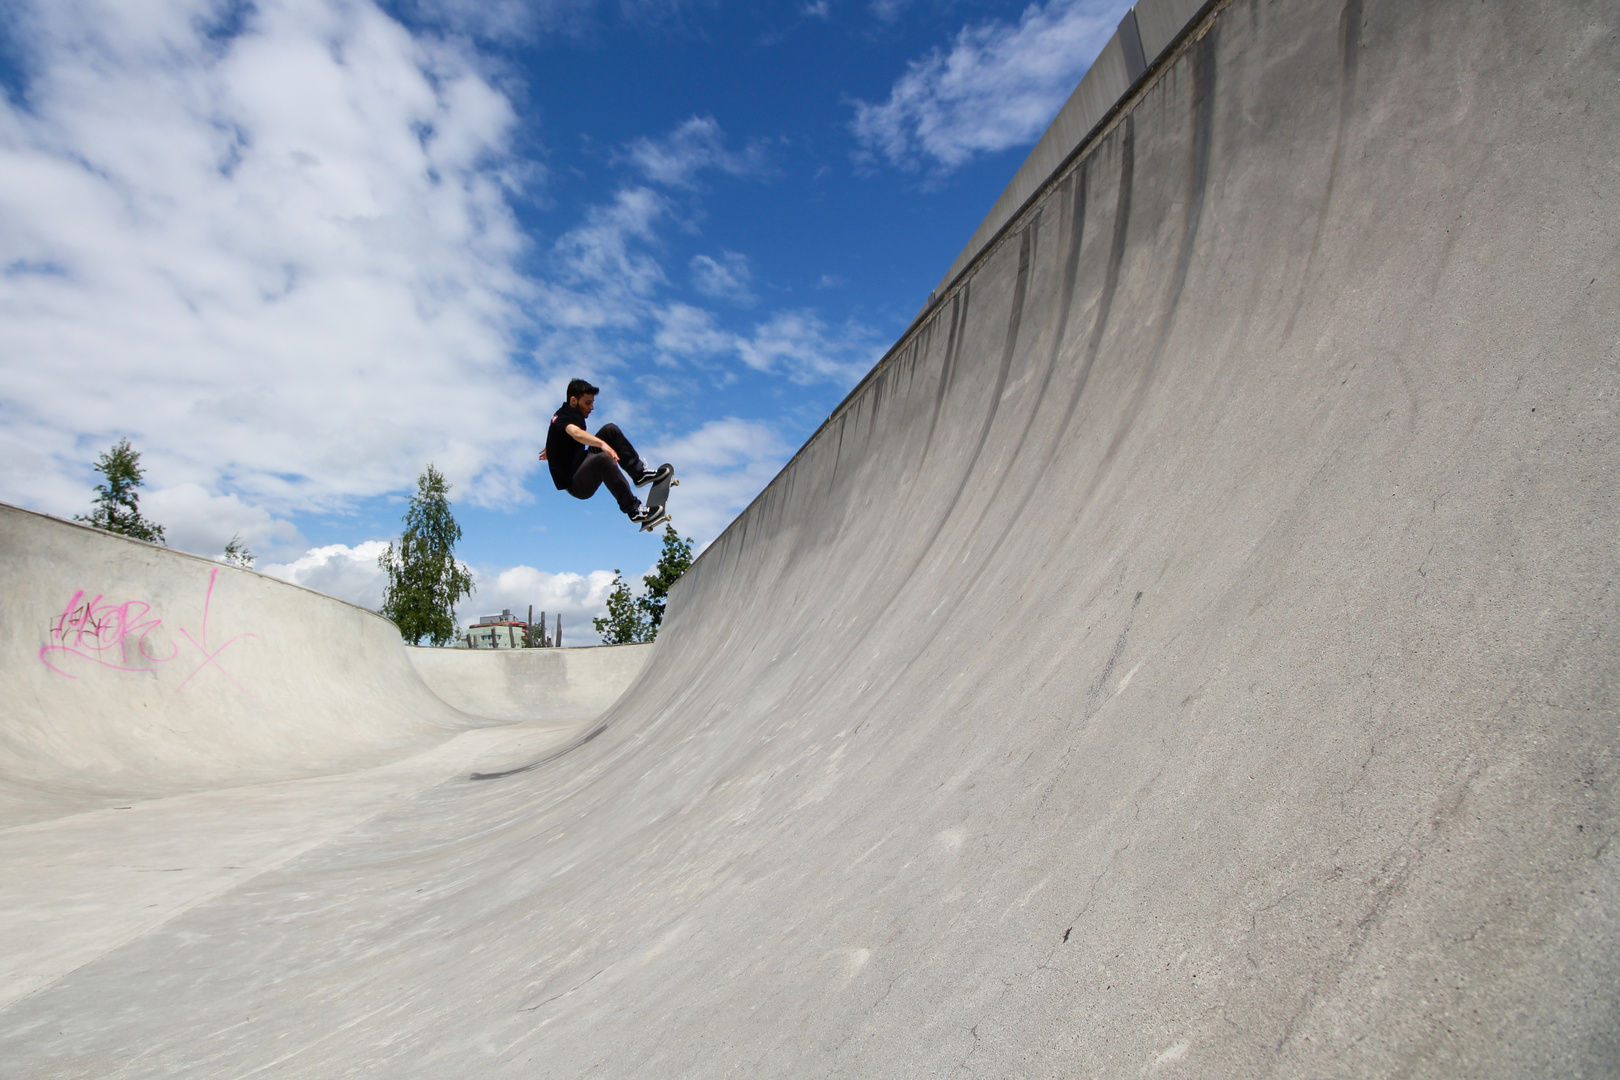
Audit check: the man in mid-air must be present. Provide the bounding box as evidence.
[539,379,672,528]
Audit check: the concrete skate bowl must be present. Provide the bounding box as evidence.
[0,503,479,828]
[3,0,1616,1075]
[0,504,652,1010]
[0,503,651,825]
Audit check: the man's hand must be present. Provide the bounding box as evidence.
[566,423,617,463]
[538,448,548,461]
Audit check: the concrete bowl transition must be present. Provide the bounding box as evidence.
[1,0,1615,1075]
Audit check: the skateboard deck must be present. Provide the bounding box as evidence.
[640,468,677,531]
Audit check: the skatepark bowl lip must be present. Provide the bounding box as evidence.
[2,0,1618,1074]
[10,501,381,611]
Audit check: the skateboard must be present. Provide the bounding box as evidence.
[640,466,677,532]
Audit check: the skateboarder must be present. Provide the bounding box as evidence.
[540,379,672,527]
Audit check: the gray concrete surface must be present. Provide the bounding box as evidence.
[0,504,483,828]
[1,0,1616,1075]
[933,0,1210,296]
[407,642,653,724]
[0,507,625,1022]
[0,718,577,1012]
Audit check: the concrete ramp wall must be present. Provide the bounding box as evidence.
[595,2,1618,1069]
[0,505,476,824]
[0,0,1614,1075]
[406,644,654,724]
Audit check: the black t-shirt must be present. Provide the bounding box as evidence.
[546,403,589,490]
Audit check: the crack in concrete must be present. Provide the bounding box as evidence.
[1244,891,1296,970]
[1270,759,1485,1057]
[519,967,606,1013]
[954,1022,983,1076]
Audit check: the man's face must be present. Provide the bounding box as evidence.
[572,393,596,418]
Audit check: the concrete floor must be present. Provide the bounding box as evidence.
[1,0,1615,1075]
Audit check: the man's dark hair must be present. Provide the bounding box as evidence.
[566,378,600,401]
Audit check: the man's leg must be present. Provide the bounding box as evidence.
[593,424,648,480]
[567,450,639,515]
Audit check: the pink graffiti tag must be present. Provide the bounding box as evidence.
[40,592,176,676]
[40,568,258,693]
[174,569,256,692]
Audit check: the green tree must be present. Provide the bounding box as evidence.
[638,524,694,638]
[222,534,255,568]
[76,438,165,543]
[593,570,649,644]
[592,526,696,645]
[378,465,475,646]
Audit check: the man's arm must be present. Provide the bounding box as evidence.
[566,423,619,463]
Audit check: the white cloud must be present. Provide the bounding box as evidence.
[650,304,880,388]
[689,251,754,305]
[803,1,832,19]
[263,540,393,611]
[528,116,783,392]
[0,0,544,541]
[524,185,678,397]
[390,0,702,41]
[869,0,910,23]
[623,116,767,189]
[263,541,624,643]
[654,303,734,360]
[391,0,594,40]
[735,310,882,385]
[0,0,868,567]
[552,186,670,303]
[457,565,618,644]
[851,0,1128,172]
[649,419,794,542]
[142,483,305,562]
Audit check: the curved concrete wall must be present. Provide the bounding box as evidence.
[0,504,476,824]
[1,0,1614,1075]
[406,643,654,724]
[931,0,1209,297]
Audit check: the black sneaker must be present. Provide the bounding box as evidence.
[632,503,668,530]
[634,462,674,488]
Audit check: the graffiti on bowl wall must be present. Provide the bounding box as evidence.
[40,567,259,692]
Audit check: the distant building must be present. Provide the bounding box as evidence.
[461,609,528,649]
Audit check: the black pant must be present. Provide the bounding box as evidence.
[565,424,645,514]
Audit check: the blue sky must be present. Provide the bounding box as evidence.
[0,0,1128,640]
